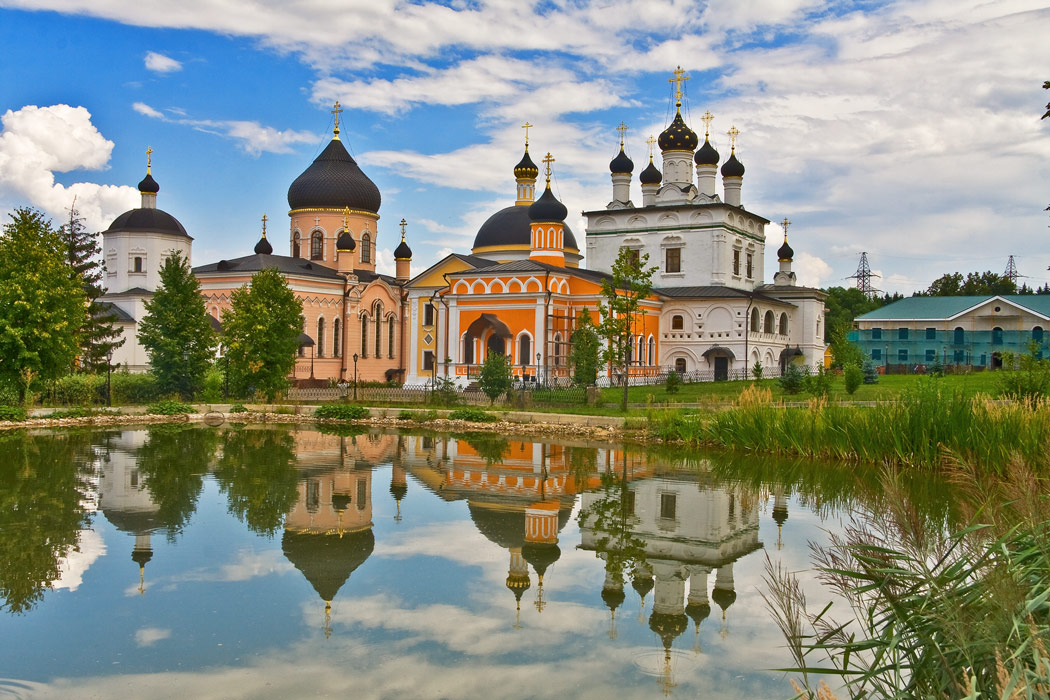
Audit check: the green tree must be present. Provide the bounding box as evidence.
[823,286,881,343]
[60,205,123,372]
[221,267,304,401]
[569,308,600,386]
[599,249,657,411]
[135,425,218,539]
[922,271,1016,297]
[478,350,511,404]
[828,323,864,369]
[138,251,216,399]
[0,208,86,399]
[214,428,299,536]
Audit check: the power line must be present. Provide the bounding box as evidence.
[845,251,882,298]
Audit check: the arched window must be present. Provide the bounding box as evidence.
[648,336,655,365]
[316,317,325,357]
[388,317,395,359]
[750,307,759,332]
[519,335,531,365]
[360,316,369,357]
[954,326,965,345]
[764,310,775,334]
[361,234,371,264]
[133,256,143,273]
[779,313,789,336]
[311,230,323,260]
[292,232,301,258]
[373,302,383,358]
[1034,326,1044,343]
[992,326,1003,345]
[671,315,684,330]
[553,332,563,366]
[333,318,341,357]
[463,335,474,364]
[675,357,686,374]
[637,336,646,365]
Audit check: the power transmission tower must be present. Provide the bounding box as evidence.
[846,252,881,298]
[1004,255,1024,284]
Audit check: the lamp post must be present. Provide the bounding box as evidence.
[352,353,359,401]
[106,349,113,407]
[537,352,542,387]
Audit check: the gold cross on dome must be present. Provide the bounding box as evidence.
[400,218,407,240]
[616,121,628,147]
[342,206,350,230]
[146,146,153,173]
[261,214,268,236]
[646,135,656,158]
[701,111,714,138]
[728,125,740,151]
[522,121,533,147]
[669,66,690,105]
[332,101,343,138]
[781,218,791,241]
[542,152,555,184]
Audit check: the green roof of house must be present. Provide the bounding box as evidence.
[856,295,1050,321]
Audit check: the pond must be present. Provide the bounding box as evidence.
[0,424,953,699]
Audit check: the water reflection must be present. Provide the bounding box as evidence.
[0,424,955,698]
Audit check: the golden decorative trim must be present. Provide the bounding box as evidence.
[288,208,379,220]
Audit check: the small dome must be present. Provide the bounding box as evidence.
[648,611,689,649]
[131,549,153,566]
[389,482,407,501]
[721,152,745,178]
[254,235,273,255]
[631,573,655,599]
[772,505,789,525]
[514,148,539,179]
[609,147,634,174]
[522,542,560,578]
[138,173,160,194]
[106,207,189,237]
[393,238,413,260]
[777,239,794,262]
[528,186,567,223]
[601,586,626,612]
[288,138,381,214]
[473,205,578,252]
[658,110,699,152]
[711,587,737,612]
[685,601,711,629]
[336,231,356,252]
[639,158,662,185]
[694,138,719,166]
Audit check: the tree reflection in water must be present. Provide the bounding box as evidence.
[214,427,299,536]
[135,425,218,540]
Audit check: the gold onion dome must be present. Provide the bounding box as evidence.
[514,147,539,179]
[658,110,699,152]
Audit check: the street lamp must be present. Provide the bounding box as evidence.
[106,349,113,407]
[352,353,359,401]
[536,352,542,386]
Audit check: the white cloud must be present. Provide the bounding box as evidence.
[135,627,172,647]
[0,104,138,233]
[793,252,833,289]
[144,51,181,73]
[132,102,317,156]
[132,102,164,119]
[54,528,106,592]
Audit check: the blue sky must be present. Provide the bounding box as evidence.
[0,0,1047,293]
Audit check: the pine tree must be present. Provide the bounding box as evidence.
[138,251,217,400]
[59,204,123,371]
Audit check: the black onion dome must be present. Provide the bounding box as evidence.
[772,505,789,525]
[649,611,690,650]
[393,238,413,260]
[254,236,273,255]
[469,504,526,550]
[514,148,539,179]
[281,529,375,603]
[522,542,561,578]
[287,138,381,214]
[106,208,189,237]
[658,110,699,152]
[473,205,578,251]
[685,601,711,629]
[639,158,662,185]
[777,240,794,262]
[694,138,720,166]
[389,482,407,501]
[711,587,737,612]
[336,231,356,251]
[721,152,745,177]
[632,574,655,599]
[528,186,567,223]
[131,549,153,566]
[609,147,634,174]
[601,586,626,612]
[138,173,160,193]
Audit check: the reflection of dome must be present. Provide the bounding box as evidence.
[469,504,526,549]
[649,611,689,650]
[101,509,162,535]
[632,573,655,599]
[281,529,374,602]
[601,586,626,612]
[131,548,153,566]
[287,138,381,214]
[390,483,407,501]
[106,208,188,237]
[685,601,711,630]
[772,505,789,526]
[711,587,737,613]
[472,206,578,252]
[522,542,560,578]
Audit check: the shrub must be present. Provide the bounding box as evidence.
[478,352,512,404]
[998,346,1050,401]
[0,405,27,421]
[665,370,681,395]
[751,361,763,381]
[146,400,195,415]
[52,374,104,406]
[48,407,103,419]
[110,371,163,404]
[397,410,415,421]
[229,404,248,413]
[197,366,225,403]
[842,363,864,395]
[778,363,808,395]
[429,376,460,407]
[314,403,370,421]
[448,407,497,423]
[805,365,834,399]
[862,360,880,385]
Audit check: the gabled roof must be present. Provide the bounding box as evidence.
[406,252,500,288]
[655,285,789,305]
[96,302,134,323]
[194,253,343,280]
[856,295,1050,322]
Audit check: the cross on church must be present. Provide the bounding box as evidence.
[146,146,153,173]
[332,101,343,137]
[701,111,714,138]
[781,218,791,241]
[669,66,689,105]
[727,125,740,151]
[616,121,628,147]
[542,152,555,183]
[315,215,321,227]
[646,134,656,158]
[342,207,351,229]
[400,218,407,239]
[521,121,533,146]
[261,214,268,236]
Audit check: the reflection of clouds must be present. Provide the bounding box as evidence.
[54,528,106,592]
[377,522,500,566]
[123,549,292,596]
[134,628,171,647]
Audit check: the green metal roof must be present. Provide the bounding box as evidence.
[857,295,1050,321]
